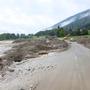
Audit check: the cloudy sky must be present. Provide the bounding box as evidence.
[0,0,89,34]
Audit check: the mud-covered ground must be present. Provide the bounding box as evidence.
[77,36,90,48]
[0,42,90,90]
[0,39,69,90]
[4,38,68,63]
[0,38,68,77]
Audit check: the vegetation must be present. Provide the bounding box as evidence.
[35,29,58,37]
[53,10,90,32]
[35,28,67,37]
[0,26,89,41]
[0,33,33,40]
[57,27,66,37]
[63,17,90,32]
[35,27,89,37]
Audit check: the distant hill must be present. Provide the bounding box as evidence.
[51,9,90,31]
[35,9,90,36]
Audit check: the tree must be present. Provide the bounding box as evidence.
[57,29,61,37]
[80,29,88,35]
[20,34,26,38]
[58,26,60,29]
[76,29,81,35]
[57,28,65,37]
[68,28,73,35]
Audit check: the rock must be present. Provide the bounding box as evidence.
[8,68,15,72]
[38,51,48,55]
[24,54,38,59]
[0,63,3,70]
[27,68,31,71]
[0,74,2,78]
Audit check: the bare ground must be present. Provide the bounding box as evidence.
[0,42,90,90]
[4,38,68,63]
[77,36,90,48]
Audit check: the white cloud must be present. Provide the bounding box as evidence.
[0,0,89,34]
[0,6,54,34]
[37,0,51,3]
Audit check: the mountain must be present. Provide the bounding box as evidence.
[51,9,90,31]
[35,9,90,36]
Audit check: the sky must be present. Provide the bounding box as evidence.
[0,0,89,34]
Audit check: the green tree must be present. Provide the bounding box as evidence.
[76,29,81,35]
[57,28,65,37]
[80,29,88,35]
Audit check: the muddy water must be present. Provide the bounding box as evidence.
[0,41,13,57]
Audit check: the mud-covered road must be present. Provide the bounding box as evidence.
[0,42,90,90]
[36,42,90,90]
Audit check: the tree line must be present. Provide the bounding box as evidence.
[0,27,89,40]
[0,33,33,40]
[35,27,89,37]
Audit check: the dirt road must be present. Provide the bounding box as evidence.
[0,42,90,90]
[35,42,90,90]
